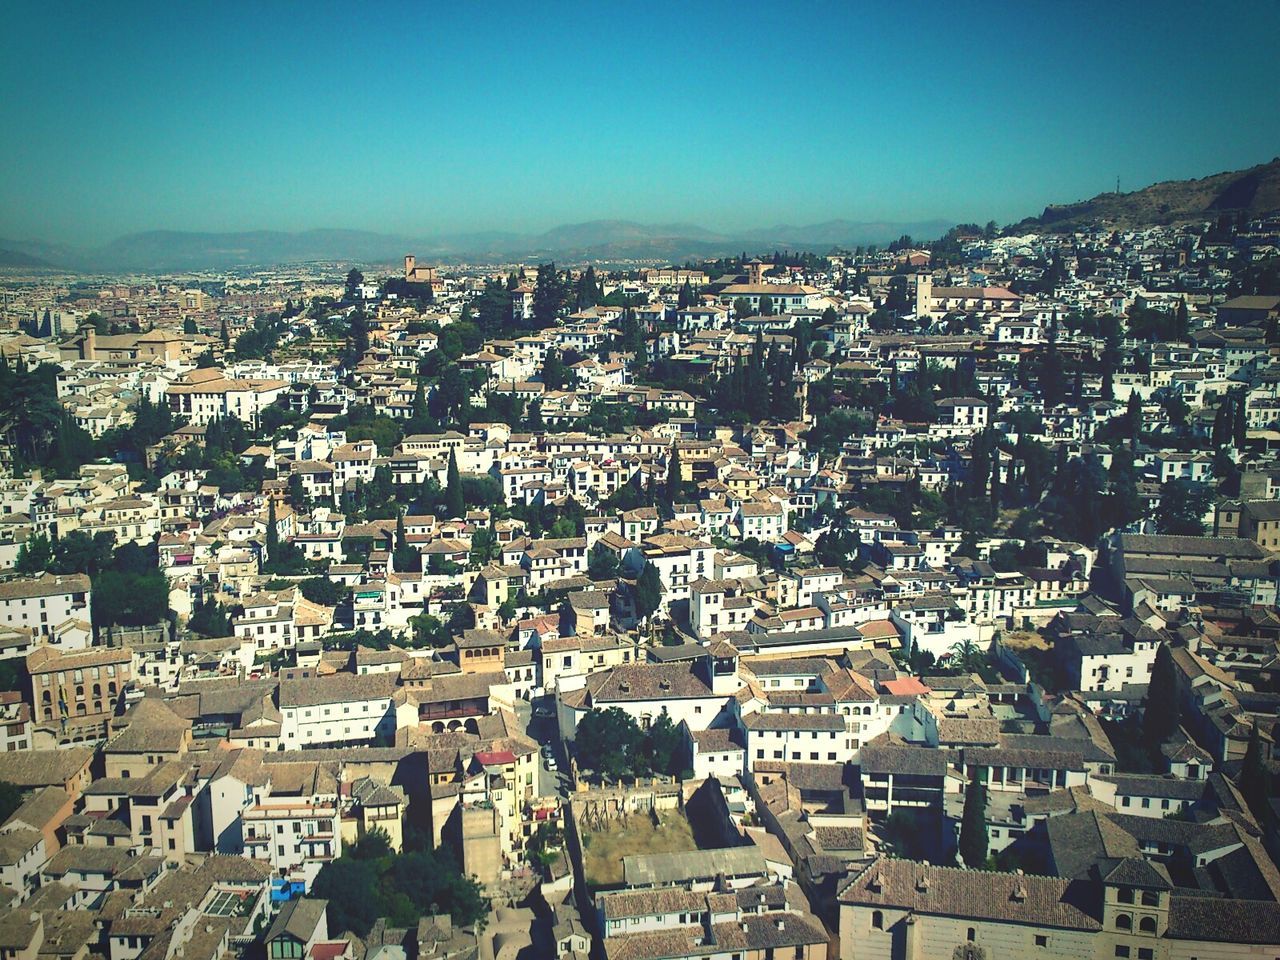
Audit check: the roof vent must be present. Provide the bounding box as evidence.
[1011,883,1027,902]
[659,679,671,691]
[619,681,630,693]
[774,918,785,931]
[916,876,929,893]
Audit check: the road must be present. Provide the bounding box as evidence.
[513,698,568,797]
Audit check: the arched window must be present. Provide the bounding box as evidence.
[966,928,976,942]
[1139,917,1156,934]
[871,911,883,930]
[1115,914,1132,931]
[92,684,102,698]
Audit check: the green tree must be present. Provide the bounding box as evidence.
[666,446,683,503]
[444,450,464,519]
[588,542,620,581]
[299,577,346,606]
[758,295,774,316]
[575,707,644,781]
[1155,479,1211,536]
[187,596,231,637]
[344,268,364,301]
[393,511,419,573]
[634,561,663,624]
[1144,643,1180,748]
[14,534,52,574]
[0,781,23,823]
[640,712,684,778]
[311,858,384,937]
[959,777,988,867]
[532,262,566,328]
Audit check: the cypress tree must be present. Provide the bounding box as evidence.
[265,497,280,560]
[444,449,464,519]
[1144,643,1180,748]
[959,777,988,867]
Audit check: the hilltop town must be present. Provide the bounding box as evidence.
[0,216,1277,960]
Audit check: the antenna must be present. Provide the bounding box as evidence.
[1116,176,1121,195]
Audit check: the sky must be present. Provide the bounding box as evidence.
[1,0,1278,246]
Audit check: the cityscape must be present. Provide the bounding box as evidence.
[1,4,1279,960]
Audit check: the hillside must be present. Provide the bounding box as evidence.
[1016,158,1280,232]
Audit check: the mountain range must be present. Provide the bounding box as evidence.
[4,157,1279,273]
[0,219,952,273]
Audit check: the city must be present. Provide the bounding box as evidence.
[1,4,1279,960]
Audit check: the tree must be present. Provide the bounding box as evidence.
[188,596,231,637]
[575,707,644,781]
[183,317,198,334]
[959,778,988,867]
[0,781,23,824]
[93,569,170,630]
[758,295,774,316]
[588,543,620,581]
[532,262,566,328]
[344,268,364,301]
[1155,479,1211,536]
[1144,643,1180,748]
[677,279,695,309]
[299,576,346,606]
[634,561,663,624]
[666,446,683,503]
[542,348,569,390]
[641,712,684,778]
[393,511,419,573]
[311,858,384,937]
[444,450,464,519]
[14,534,52,574]
[265,497,280,560]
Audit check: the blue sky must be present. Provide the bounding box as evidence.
[1,0,1277,245]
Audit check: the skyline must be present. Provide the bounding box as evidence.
[2,0,1279,246]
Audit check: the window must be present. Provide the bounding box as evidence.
[1115,914,1132,931]
[871,911,883,930]
[966,928,976,943]
[1137,951,1153,960]
[1140,891,1159,907]
[1139,918,1156,934]
[1035,935,1047,948]
[1114,947,1130,958]
[1118,887,1135,904]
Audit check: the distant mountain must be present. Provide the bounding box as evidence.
[1015,157,1280,232]
[0,248,54,269]
[42,217,957,272]
[0,237,74,269]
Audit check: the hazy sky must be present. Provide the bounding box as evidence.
[2,0,1278,245]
